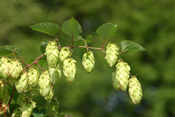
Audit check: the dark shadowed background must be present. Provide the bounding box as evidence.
[0,0,175,117]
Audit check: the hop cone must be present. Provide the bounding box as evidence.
[105,43,119,67]
[115,61,130,91]
[38,71,52,97]
[82,51,95,73]
[112,72,120,90]
[49,65,61,84]
[44,88,54,103]
[15,72,28,93]
[59,47,71,61]
[0,57,11,78]
[129,76,142,104]
[9,59,23,79]
[63,58,76,82]
[21,100,36,117]
[28,68,40,89]
[46,41,59,68]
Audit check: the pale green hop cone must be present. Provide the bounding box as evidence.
[15,72,28,93]
[8,59,23,79]
[129,76,142,104]
[46,41,59,68]
[105,43,119,67]
[38,71,52,97]
[44,88,54,103]
[49,65,61,84]
[82,51,95,73]
[28,68,40,89]
[21,100,36,117]
[59,47,71,61]
[0,57,11,78]
[115,61,130,91]
[112,72,120,90]
[63,58,76,82]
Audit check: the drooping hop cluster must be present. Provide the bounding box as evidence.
[0,57,23,79]
[21,99,36,117]
[129,76,142,104]
[63,58,76,82]
[59,47,71,61]
[115,61,130,91]
[46,41,59,68]
[82,51,95,73]
[15,72,28,93]
[38,71,53,102]
[105,43,119,67]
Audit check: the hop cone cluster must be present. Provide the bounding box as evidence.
[59,47,71,61]
[21,100,36,117]
[129,76,142,104]
[38,71,53,102]
[82,51,95,73]
[63,58,76,82]
[0,57,23,79]
[105,43,119,67]
[46,41,59,68]
[115,61,130,91]
[15,72,28,93]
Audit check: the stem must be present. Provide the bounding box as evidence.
[101,39,106,50]
[36,62,45,72]
[71,37,74,49]
[24,53,46,71]
[19,55,27,67]
[8,87,16,107]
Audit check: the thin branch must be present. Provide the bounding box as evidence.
[101,39,106,50]
[19,55,27,67]
[8,87,16,107]
[36,62,45,72]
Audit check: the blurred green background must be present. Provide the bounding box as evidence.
[0,0,175,117]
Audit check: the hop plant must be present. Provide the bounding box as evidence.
[128,76,142,104]
[49,65,61,84]
[38,71,53,101]
[0,57,11,78]
[28,68,40,89]
[105,43,119,67]
[46,41,59,68]
[115,60,130,91]
[63,58,76,82]
[21,99,36,117]
[59,47,71,61]
[112,72,120,90]
[11,108,21,117]
[15,72,28,93]
[82,51,95,73]
[8,59,23,79]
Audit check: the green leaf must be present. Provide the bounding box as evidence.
[33,108,46,117]
[40,40,49,54]
[0,45,22,56]
[121,40,146,53]
[27,58,35,65]
[85,35,92,44]
[30,22,60,36]
[96,23,118,39]
[38,56,47,67]
[62,18,82,38]
[74,35,84,41]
